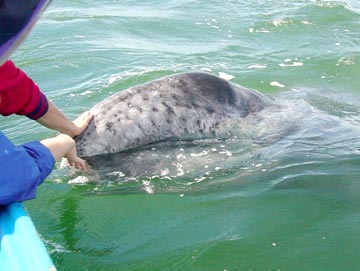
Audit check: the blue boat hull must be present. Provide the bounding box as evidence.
[0,202,56,271]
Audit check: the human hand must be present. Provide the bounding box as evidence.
[37,100,94,137]
[71,111,93,137]
[64,145,87,171]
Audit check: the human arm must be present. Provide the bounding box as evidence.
[36,100,93,137]
[0,60,48,119]
[0,123,87,205]
[0,60,93,137]
[40,133,87,170]
[0,132,55,205]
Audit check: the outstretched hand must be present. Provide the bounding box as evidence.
[36,100,94,137]
[71,111,93,137]
[41,133,88,170]
[64,145,87,171]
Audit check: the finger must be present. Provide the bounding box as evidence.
[76,159,87,171]
[78,111,93,123]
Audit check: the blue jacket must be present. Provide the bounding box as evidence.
[0,132,55,205]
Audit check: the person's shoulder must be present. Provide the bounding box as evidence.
[0,60,17,78]
[0,60,16,70]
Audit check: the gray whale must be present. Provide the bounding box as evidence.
[75,72,271,157]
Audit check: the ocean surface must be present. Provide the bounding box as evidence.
[2,0,360,270]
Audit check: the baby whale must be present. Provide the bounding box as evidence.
[75,72,270,157]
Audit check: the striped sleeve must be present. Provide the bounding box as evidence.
[0,60,49,120]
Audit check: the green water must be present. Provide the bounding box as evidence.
[2,0,360,270]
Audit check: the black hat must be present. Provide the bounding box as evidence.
[0,0,51,65]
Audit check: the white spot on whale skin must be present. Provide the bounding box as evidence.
[220,150,233,157]
[190,151,208,157]
[176,154,186,160]
[161,168,170,176]
[107,171,125,178]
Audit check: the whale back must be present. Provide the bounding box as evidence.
[76,72,269,157]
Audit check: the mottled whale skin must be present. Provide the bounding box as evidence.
[76,72,270,157]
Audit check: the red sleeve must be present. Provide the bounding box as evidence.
[0,60,48,120]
